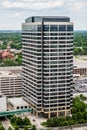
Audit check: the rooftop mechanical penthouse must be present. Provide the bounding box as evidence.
[22,16,73,118]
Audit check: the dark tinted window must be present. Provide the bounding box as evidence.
[67,25,73,31]
[38,25,41,31]
[59,25,66,31]
[43,25,49,31]
[50,25,58,31]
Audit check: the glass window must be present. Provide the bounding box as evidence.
[50,53,57,56]
[50,41,57,44]
[43,41,49,44]
[44,25,49,31]
[25,25,41,32]
[50,33,57,36]
[44,37,49,40]
[67,25,73,31]
[59,37,66,40]
[59,41,66,44]
[50,25,58,31]
[38,25,41,31]
[50,37,57,40]
[44,33,49,36]
[59,25,66,31]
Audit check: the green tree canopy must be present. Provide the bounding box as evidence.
[8,126,13,130]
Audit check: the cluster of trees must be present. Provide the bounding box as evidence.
[9,116,37,130]
[0,122,5,130]
[0,32,21,50]
[0,31,87,56]
[74,31,87,55]
[45,95,87,127]
[72,96,87,113]
[15,52,22,66]
[10,116,31,127]
[0,52,22,66]
[0,32,22,66]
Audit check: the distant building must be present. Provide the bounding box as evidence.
[73,58,87,76]
[2,51,14,60]
[0,94,6,112]
[0,43,14,60]
[7,43,11,52]
[0,66,22,74]
[0,70,22,97]
[10,49,22,54]
[22,16,73,118]
[74,77,87,93]
[73,68,87,76]
[0,40,3,45]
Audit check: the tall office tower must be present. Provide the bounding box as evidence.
[22,16,73,118]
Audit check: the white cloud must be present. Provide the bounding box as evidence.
[0,0,87,30]
[67,0,87,13]
[14,13,21,18]
[2,0,24,9]
[2,0,64,10]
[73,2,86,12]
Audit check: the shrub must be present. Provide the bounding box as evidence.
[8,126,13,130]
[23,117,31,125]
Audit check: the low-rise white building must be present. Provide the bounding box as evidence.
[74,57,87,76]
[0,71,22,97]
[0,94,6,112]
[8,97,29,110]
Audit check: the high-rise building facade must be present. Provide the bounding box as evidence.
[22,16,73,118]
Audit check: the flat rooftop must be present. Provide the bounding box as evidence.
[0,71,20,77]
[0,66,22,71]
[74,57,87,68]
[8,97,28,107]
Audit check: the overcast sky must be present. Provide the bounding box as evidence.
[0,0,87,30]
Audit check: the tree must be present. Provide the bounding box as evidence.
[80,94,86,100]
[8,126,13,130]
[77,112,83,120]
[23,117,31,125]
[62,121,68,126]
[3,59,15,66]
[15,57,22,65]
[73,47,82,55]
[72,114,77,121]
[14,126,19,130]
[31,125,37,130]
[78,119,85,124]
[47,118,55,127]
[65,116,72,121]
[24,126,28,130]
[16,117,23,126]
[72,96,86,113]
[67,120,75,126]
[71,107,77,114]
[83,46,87,55]
[0,126,5,130]
[10,116,16,124]
[83,111,87,120]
